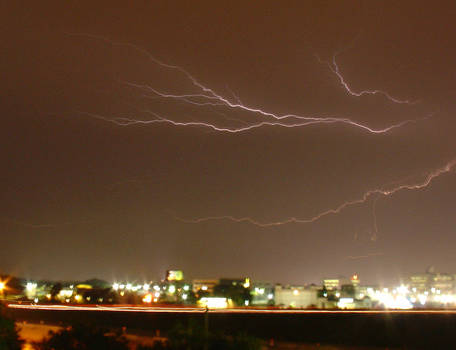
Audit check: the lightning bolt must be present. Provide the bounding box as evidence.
[70,33,423,134]
[179,158,456,227]
[123,81,424,134]
[320,53,417,104]
[81,111,421,134]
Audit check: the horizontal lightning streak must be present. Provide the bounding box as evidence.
[70,33,422,134]
[180,158,456,227]
[346,252,384,260]
[125,81,421,134]
[82,111,422,135]
[0,217,93,229]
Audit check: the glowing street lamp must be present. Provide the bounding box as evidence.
[0,281,5,297]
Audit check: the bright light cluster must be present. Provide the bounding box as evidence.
[364,284,456,309]
[199,297,228,309]
[112,281,191,304]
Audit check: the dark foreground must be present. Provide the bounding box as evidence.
[8,306,456,349]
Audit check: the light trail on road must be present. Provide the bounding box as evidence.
[8,304,456,315]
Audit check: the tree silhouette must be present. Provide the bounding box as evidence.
[0,306,23,350]
[34,324,129,350]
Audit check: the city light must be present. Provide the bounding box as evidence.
[4,267,456,311]
[26,282,37,292]
[338,298,354,309]
[143,294,152,303]
[109,273,450,310]
[255,287,265,295]
[199,297,228,308]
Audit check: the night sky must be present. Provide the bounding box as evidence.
[2,1,456,285]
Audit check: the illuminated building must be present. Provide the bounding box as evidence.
[213,278,251,306]
[407,267,455,295]
[323,277,351,291]
[350,274,360,288]
[198,297,231,309]
[192,279,218,294]
[250,282,275,306]
[274,285,318,308]
[323,279,341,291]
[218,278,249,287]
[166,270,184,282]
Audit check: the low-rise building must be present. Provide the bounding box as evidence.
[274,285,318,308]
[192,279,218,294]
[250,282,274,306]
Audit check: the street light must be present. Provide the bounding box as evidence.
[0,281,5,298]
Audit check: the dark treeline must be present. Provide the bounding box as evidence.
[0,305,22,350]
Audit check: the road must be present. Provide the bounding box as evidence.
[9,303,456,348]
[8,303,456,314]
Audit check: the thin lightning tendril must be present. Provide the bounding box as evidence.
[346,252,384,260]
[371,196,379,241]
[180,158,456,227]
[317,53,417,105]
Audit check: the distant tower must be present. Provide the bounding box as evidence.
[350,274,360,288]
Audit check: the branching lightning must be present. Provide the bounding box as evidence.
[82,111,420,134]
[69,34,447,232]
[123,81,423,134]
[71,33,422,134]
[180,158,456,227]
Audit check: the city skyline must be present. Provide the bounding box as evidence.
[2,1,456,284]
